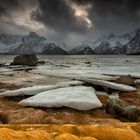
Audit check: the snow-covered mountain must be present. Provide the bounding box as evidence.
[0,33,24,45]
[71,31,135,55]
[0,32,67,55]
[0,41,9,53]
[0,30,140,55]
[123,29,140,55]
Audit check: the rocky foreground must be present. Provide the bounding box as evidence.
[0,54,139,125]
[0,69,140,124]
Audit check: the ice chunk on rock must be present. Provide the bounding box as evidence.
[77,78,136,92]
[19,86,102,111]
[0,85,61,97]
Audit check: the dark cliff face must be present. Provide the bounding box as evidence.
[73,47,95,55]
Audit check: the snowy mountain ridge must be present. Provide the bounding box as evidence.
[0,32,67,55]
[0,30,139,55]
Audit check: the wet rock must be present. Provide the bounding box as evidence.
[37,61,46,65]
[44,107,114,124]
[131,124,140,134]
[96,95,109,109]
[106,98,140,121]
[115,75,136,86]
[0,108,47,124]
[0,63,6,67]
[119,92,140,106]
[0,82,24,91]
[85,62,91,64]
[136,79,140,84]
[10,54,38,66]
[103,87,116,94]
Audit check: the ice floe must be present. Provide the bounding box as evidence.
[0,85,61,97]
[77,79,136,92]
[19,86,102,111]
[32,68,116,81]
[56,80,84,86]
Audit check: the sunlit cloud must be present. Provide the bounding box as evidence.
[0,3,44,30]
[66,0,93,28]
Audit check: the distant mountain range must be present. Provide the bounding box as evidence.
[0,32,67,55]
[0,30,140,55]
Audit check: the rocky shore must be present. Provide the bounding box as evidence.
[0,54,140,125]
[0,70,140,124]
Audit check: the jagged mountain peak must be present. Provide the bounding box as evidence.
[29,31,38,36]
[24,31,46,41]
[4,32,66,54]
[0,29,140,55]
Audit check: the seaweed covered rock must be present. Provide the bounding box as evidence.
[10,54,38,66]
[0,125,140,140]
[0,128,52,140]
[0,108,47,124]
[106,98,140,121]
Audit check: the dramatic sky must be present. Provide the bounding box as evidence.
[0,0,140,46]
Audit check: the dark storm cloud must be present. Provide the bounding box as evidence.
[0,0,140,45]
[0,0,37,17]
[32,0,91,33]
[0,0,18,17]
[71,0,140,17]
[0,0,140,31]
[31,0,140,33]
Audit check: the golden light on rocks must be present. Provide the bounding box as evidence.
[0,124,140,140]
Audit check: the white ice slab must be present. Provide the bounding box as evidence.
[78,79,136,92]
[89,67,140,78]
[19,86,102,111]
[0,85,61,97]
[57,80,84,86]
[32,68,116,81]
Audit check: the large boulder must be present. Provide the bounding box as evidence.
[114,75,136,86]
[10,54,38,66]
[106,98,140,121]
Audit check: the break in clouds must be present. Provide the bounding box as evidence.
[0,0,140,45]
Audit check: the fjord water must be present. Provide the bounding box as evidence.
[0,55,140,76]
